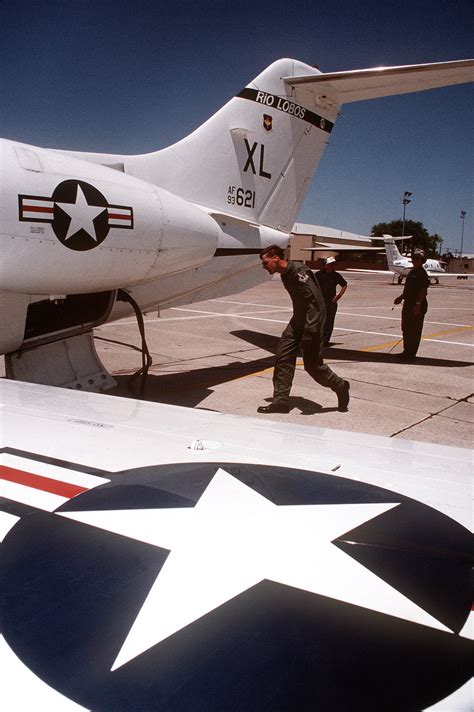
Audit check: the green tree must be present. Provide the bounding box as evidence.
[370,220,443,257]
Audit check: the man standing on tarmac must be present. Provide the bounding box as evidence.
[314,256,348,345]
[257,245,350,414]
[393,249,430,360]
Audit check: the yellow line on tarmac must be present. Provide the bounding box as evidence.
[422,325,473,339]
[241,325,474,377]
[361,339,403,353]
[361,325,473,353]
[244,365,273,378]
[239,359,307,379]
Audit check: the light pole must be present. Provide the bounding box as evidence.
[401,192,412,235]
[460,210,466,257]
[401,191,412,253]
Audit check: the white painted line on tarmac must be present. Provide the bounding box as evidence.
[338,312,472,328]
[422,339,474,346]
[213,301,473,328]
[99,315,223,326]
[101,311,473,330]
[334,327,473,346]
[99,307,473,347]
[332,327,402,338]
[216,308,291,315]
[170,307,290,324]
[211,299,289,309]
[334,329,473,347]
[166,311,474,346]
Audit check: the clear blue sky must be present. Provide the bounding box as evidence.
[1,0,472,253]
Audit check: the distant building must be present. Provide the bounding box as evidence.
[446,255,474,274]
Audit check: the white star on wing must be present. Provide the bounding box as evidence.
[56,184,105,241]
[59,469,450,670]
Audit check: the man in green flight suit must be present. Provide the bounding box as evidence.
[393,249,430,360]
[257,245,350,414]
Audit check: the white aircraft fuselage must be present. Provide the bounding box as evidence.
[0,57,472,387]
[391,258,446,276]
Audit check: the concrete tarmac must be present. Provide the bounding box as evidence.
[93,273,474,449]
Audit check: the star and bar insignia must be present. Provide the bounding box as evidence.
[18,179,133,251]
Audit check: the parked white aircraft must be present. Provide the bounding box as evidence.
[1,57,473,389]
[385,237,448,283]
[0,379,472,710]
[347,236,470,284]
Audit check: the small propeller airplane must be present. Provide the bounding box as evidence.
[1,57,473,390]
[344,236,471,284]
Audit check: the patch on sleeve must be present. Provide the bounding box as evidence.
[298,272,309,283]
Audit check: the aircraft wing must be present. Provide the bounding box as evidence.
[425,271,471,278]
[347,267,471,279]
[1,379,472,711]
[300,245,382,252]
[346,268,393,274]
[285,59,474,105]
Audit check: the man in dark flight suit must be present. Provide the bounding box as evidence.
[257,245,350,414]
[314,256,348,345]
[393,250,430,360]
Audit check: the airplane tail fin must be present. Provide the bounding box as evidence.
[383,235,405,269]
[69,58,473,233]
[129,59,333,232]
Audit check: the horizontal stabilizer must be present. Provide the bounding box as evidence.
[209,211,259,228]
[300,245,381,252]
[285,60,474,105]
[382,235,412,242]
[299,235,412,253]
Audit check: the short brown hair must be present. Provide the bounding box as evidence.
[260,244,285,260]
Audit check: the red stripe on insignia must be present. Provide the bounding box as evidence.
[108,213,130,219]
[0,465,88,499]
[23,205,54,213]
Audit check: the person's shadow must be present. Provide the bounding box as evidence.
[259,396,338,415]
[230,330,472,367]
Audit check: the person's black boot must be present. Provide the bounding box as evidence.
[257,403,290,414]
[337,381,350,412]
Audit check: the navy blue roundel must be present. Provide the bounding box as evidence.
[52,180,110,250]
[1,460,472,711]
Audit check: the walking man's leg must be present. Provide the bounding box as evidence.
[302,334,350,411]
[258,326,298,413]
[324,301,337,345]
[272,329,298,404]
[402,310,425,358]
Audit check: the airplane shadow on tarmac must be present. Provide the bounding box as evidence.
[113,367,337,414]
[109,328,471,408]
[111,354,276,408]
[230,330,473,368]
